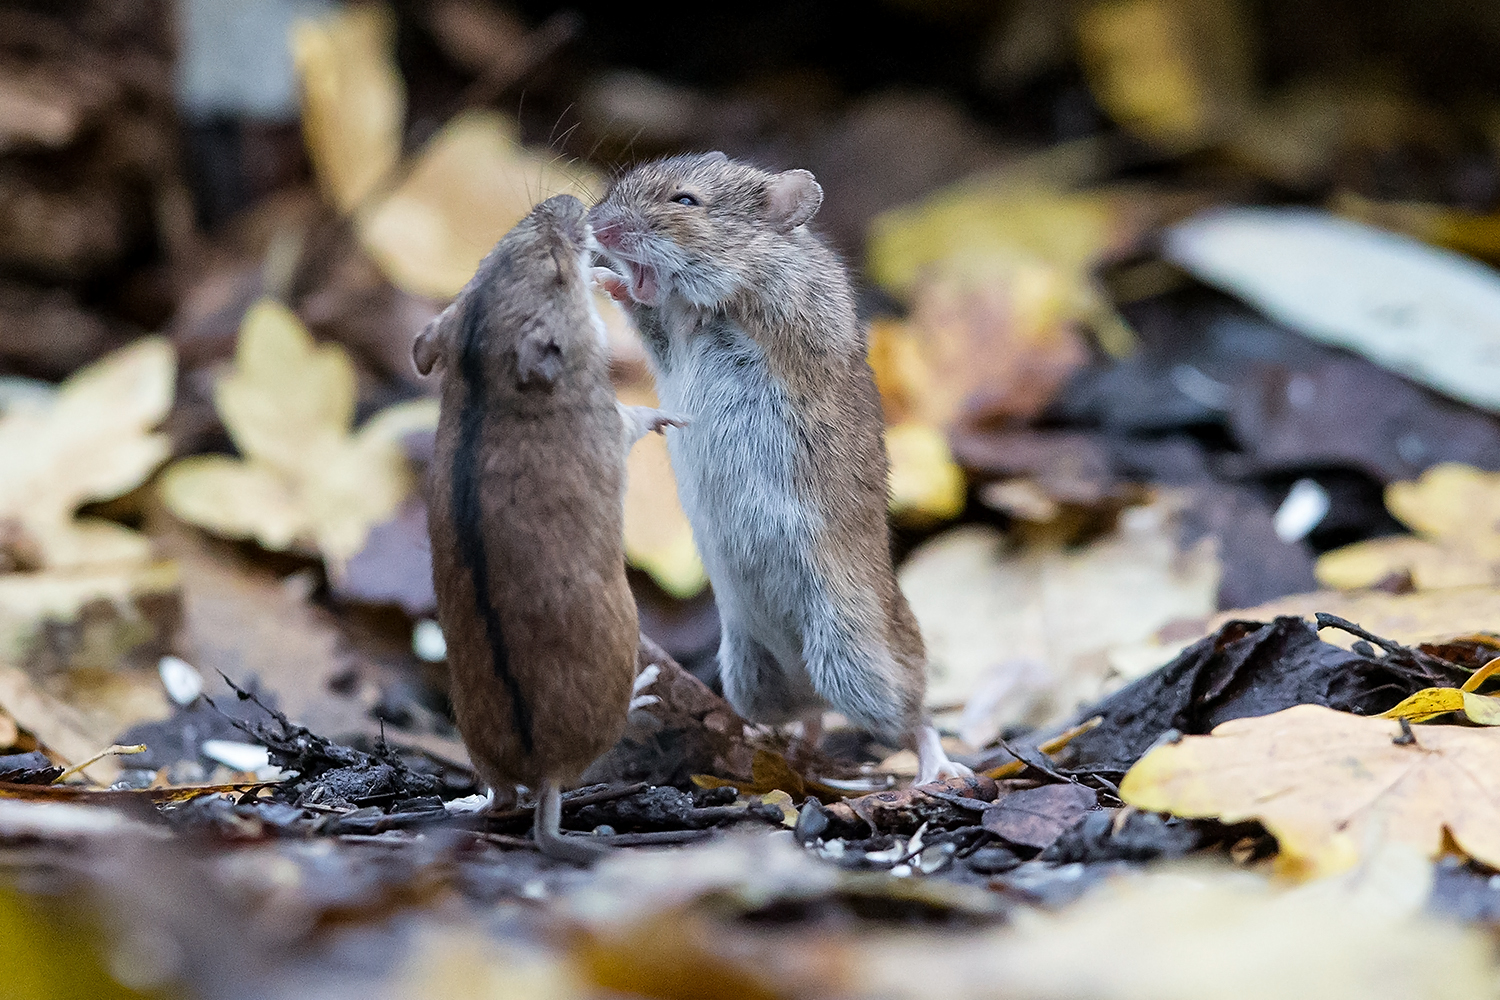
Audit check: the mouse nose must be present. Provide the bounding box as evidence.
[587,206,624,250]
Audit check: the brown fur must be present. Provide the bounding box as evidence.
[417,195,637,796]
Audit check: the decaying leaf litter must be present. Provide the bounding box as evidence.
[8,2,1500,997]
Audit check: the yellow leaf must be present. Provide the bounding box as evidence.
[1316,464,1500,590]
[885,422,966,525]
[1120,704,1500,878]
[868,177,1132,387]
[903,500,1220,745]
[0,338,175,570]
[616,383,706,598]
[359,110,600,298]
[291,5,404,213]
[1075,0,1251,152]
[1386,464,1500,557]
[1378,688,1500,726]
[1314,535,1496,591]
[158,300,436,571]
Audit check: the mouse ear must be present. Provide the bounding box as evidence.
[515,329,564,389]
[703,150,729,164]
[765,169,823,233]
[411,304,454,376]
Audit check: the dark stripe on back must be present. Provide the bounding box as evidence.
[452,277,534,755]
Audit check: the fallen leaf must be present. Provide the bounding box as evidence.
[1120,703,1500,878]
[1225,83,1438,190]
[1338,192,1500,266]
[158,300,437,575]
[901,497,1220,745]
[0,337,175,570]
[0,561,179,666]
[0,663,150,785]
[981,783,1097,850]
[1378,688,1500,725]
[868,183,1110,420]
[1066,616,1470,775]
[616,382,706,598]
[1075,0,1252,152]
[1165,208,1500,413]
[290,4,404,213]
[159,521,469,765]
[358,110,599,299]
[851,860,1495,1000]
[884,422,966,525]
[1317,464,1500,590]
[331,497,436,614]
[692,749,847,805]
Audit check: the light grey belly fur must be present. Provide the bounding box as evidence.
[651,312,856,724]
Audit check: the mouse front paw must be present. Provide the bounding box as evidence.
[644,411,691,434]
[591,266,631,303]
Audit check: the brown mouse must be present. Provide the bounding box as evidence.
[415,193,672,862]
[588,153,971,784]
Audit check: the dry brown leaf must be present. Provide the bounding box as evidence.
[0,337,175,570]
[1121,703,1500,878]
[0,663,157,785]
[1075,0,1252,152]
[1317,464,1500,590]
[158,300,436,576]
[160,523,468,765]
[358,110,600,299]
[291,4,404,214]
[1118,585,1500,677]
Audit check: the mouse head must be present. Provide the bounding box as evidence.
[588,152,823,308]
[412,194,608,390]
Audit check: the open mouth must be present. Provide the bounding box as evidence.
[628,262,660,306]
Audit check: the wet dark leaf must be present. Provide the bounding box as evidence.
[982,783,1097,850]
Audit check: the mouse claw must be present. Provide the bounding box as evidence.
[646,411,691,435]
[591,266,630,303]
[629,663,662,711]
[619,403,690,447]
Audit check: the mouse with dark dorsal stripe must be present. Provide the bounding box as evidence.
[414,194,680,863]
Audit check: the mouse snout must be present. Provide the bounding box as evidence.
[587,205,626,251]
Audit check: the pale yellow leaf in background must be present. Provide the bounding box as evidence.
[158,300,436,573]
[1317,464,1500,590]
[291,5,404,213]
[616,383,705,599]
[868,176,1134,369]
[359,110,600,299]
[1121,704,1500,878]
[1075,0,1252,152]
[901,498,1220,746]
[0,561,180,666]
[884,422,966,525]
[852,860,1495,1000]
[0,337,175,570]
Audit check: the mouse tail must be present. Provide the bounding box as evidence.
[533,777,607,864]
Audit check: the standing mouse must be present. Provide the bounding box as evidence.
[415,193,673,862]
[589,153,970,784]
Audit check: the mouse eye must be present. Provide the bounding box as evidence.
[670,193,700,206]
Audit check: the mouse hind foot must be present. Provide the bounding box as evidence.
[914,725,974,786]
[533,777,608,865]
